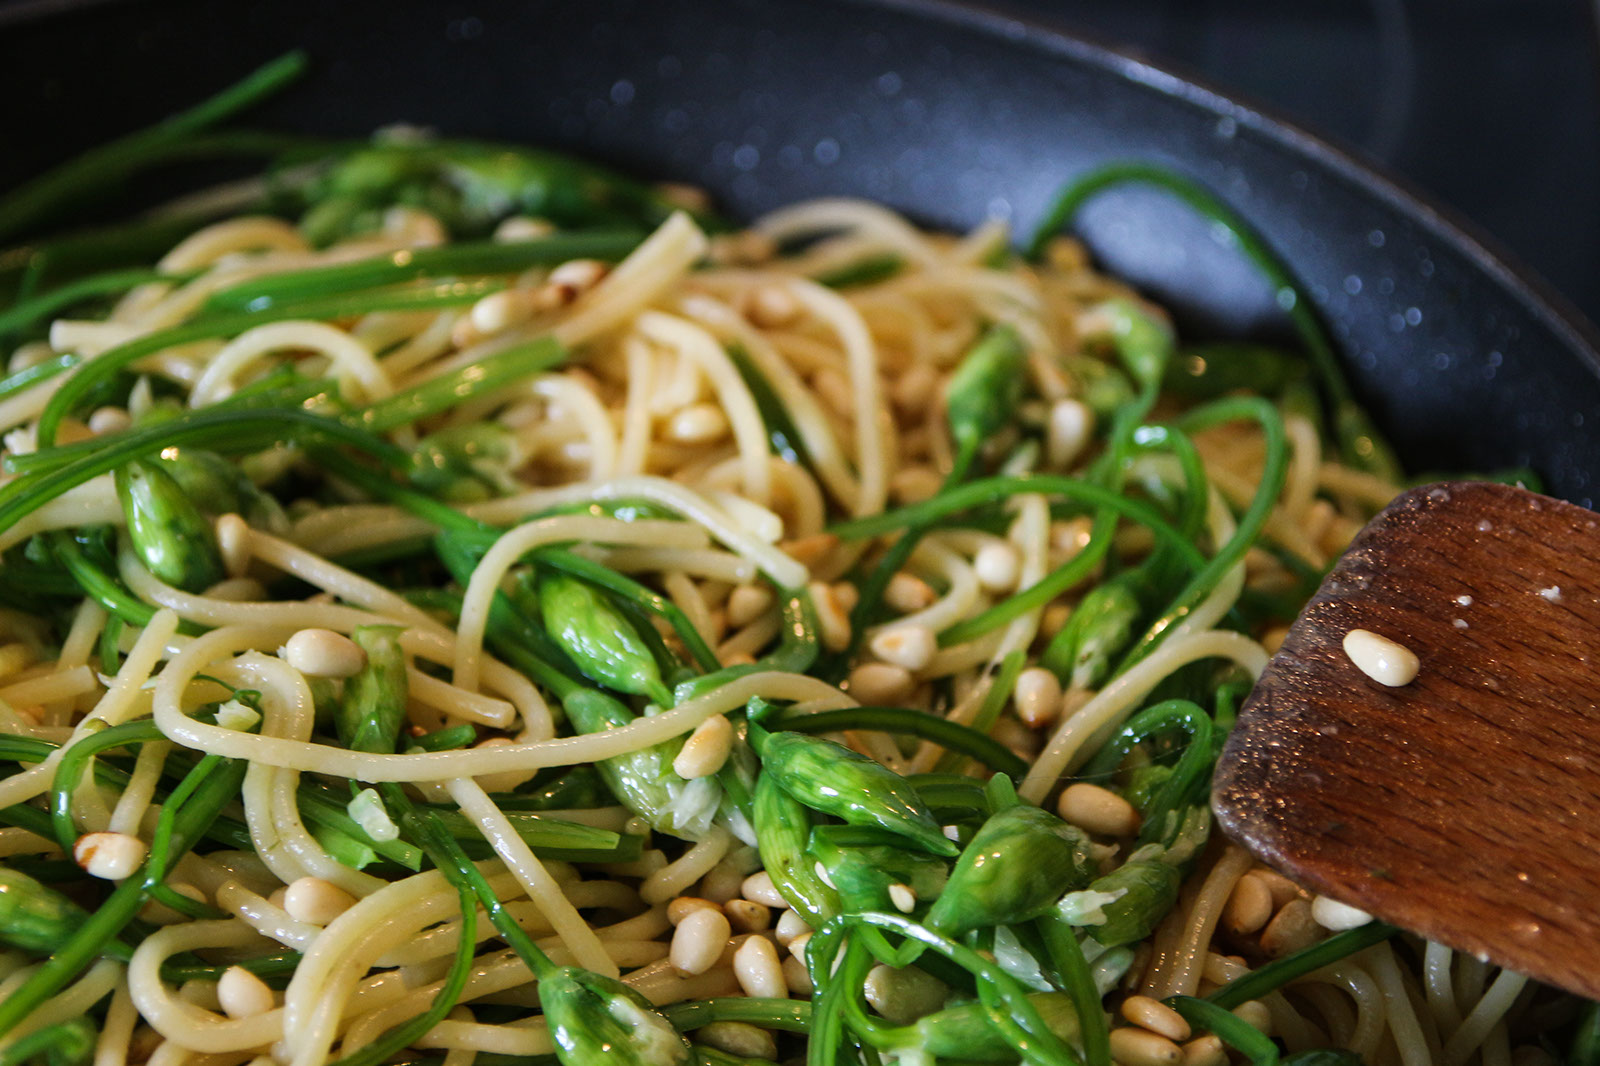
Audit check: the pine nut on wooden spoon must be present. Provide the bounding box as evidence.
[1214,481,1600,999]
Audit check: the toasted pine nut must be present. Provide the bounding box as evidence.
[1047,398,1094,469]
[1057,783,1141,837]
[890,465,944,504]
[891,364,938,413]
[1249,868,1303,909]
[666,402,730,444]
[1202,952,1250,986]
[1109,1027,1183,1066]
[740,871,789,910]
[870,624,936,672]
[808,581,852,652]
[725,898,772,933]
[726,584,775,628]
[670,907,732,976]
[548,258,608,295]
[1182,1034,1228,1066]
[217,966,275,1019]
[674,715,734,779]
[1013,667,1063,728]
[884,572,936,613]
[780,532,839,569]
[74,831,146,880]
[283,628,366,679]
[1259,899,1318,958]
[282,877,358,925]
[1310,894,1373,931]
[1232,1000,1273,1035]
[774,908,811,947]
[973,542,1020,593]
[215,513,252,579]
[733,935,786,999]
[864,964,949,1025]
[782,955,814,996]
[1122,995,1191,1042]
[1223,873,1274,935]
[744,284,801,329]
[848,662,914,704]
[667,896,721,926]
[813,368,854,419]
[468,289,533,336]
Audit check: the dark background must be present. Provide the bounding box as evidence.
[996,0,1600,330]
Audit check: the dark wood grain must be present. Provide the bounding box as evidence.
[1213,481,1600,998]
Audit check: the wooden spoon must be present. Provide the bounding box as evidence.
[1213,480,1600,998]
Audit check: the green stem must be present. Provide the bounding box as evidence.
[1040,918,1111,1066]
[0,268,191,339]
[664,999,811,1034]
[1166,996,1279,1066]
[49,719,166,851]
[355,336,567,432]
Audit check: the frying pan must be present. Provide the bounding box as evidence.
[2,0,1598,500]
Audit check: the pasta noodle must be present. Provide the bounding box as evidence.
[0,101,1573,1066]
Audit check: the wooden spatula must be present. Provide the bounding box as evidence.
[1213,480,1600,999]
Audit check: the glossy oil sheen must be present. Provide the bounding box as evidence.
[1,0,1597,497]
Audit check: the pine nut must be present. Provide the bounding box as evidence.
[890,465,944,504]
[701,863,747,904]
[282,877,358,925]
[1259,898,1318,958]
[1232,1000,1273,1035]
[668,897,721,925]
[1182,1034,1228,1066]
[869,624,936,672]
[808,581,852,652]
[1342,628,1419,687]
[848,662,914,705]
[782,955,814,996]
[864,964,949,1025]
[215,513,252,579]
[1047,398,1094,469]
[887,883,918,914]
[494,216,555,242]
[1109,1026,1183,1066]
[725,898,772,933]
[830,582,859,613]
[1250,869,1302,909]
[547,258,608,296]
[884,572,936,613]
[698,1021,776,1060]
[740,871,789,910]
[1041,603,1072,639]
[283,628,367,679]
[709,231,777,266]
[177,979,221,1010]
[1057,783,1141,837]
[744,284,801,329]
[733,935,786,999]
[87,406,131,435]
[666,402,730,444]
[674,715,734,779]
[468,289,533,336]
[1202,952,1250,986]
[1122,995,1191,1042]
[217,965,275,1019]
[1052,517,1095,556]
[973,542,1020,593]
[74,831,146,880]
[774,909,811,947]
[1013,667,1064,728]
[1223,873,1274,935]
[671,908,732,976]
[726,584,775,628]
[1311,894,1373,931]
[787,932,813,963]
[781,533,839,568]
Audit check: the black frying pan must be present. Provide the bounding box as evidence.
[3,0,1598,500]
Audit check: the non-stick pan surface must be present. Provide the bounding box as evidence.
[2,0,1597,499]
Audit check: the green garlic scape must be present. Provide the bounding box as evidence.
[882,990,1081,1063]
[756,728,957,858]
[924,804,1094,939]
[113,457,225,592]
[942,323,1028,459]
[538,570,674,707]
[541,966,692,1066]
[0,869,96,957]
[335,625,409,755]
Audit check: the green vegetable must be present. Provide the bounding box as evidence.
[155,446,285,529]
[539,571,674,707]
[1040,576,1142,689]
[807,825,948,914]
[0,1016,96,1066]
[1071,859,1181,948]
[542,967,693,1066]
[881,991,1081,1062]
[114,458,226,591]
[925,805,1094,938]
[1167,996,1280,1066]
[1165,343,1306,399]
[755,728,956,857]
[407,423,521,502]
[0,869,96,957]
[944,324,1028,462]
[752,770,839,926]
[336,625,409,755]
